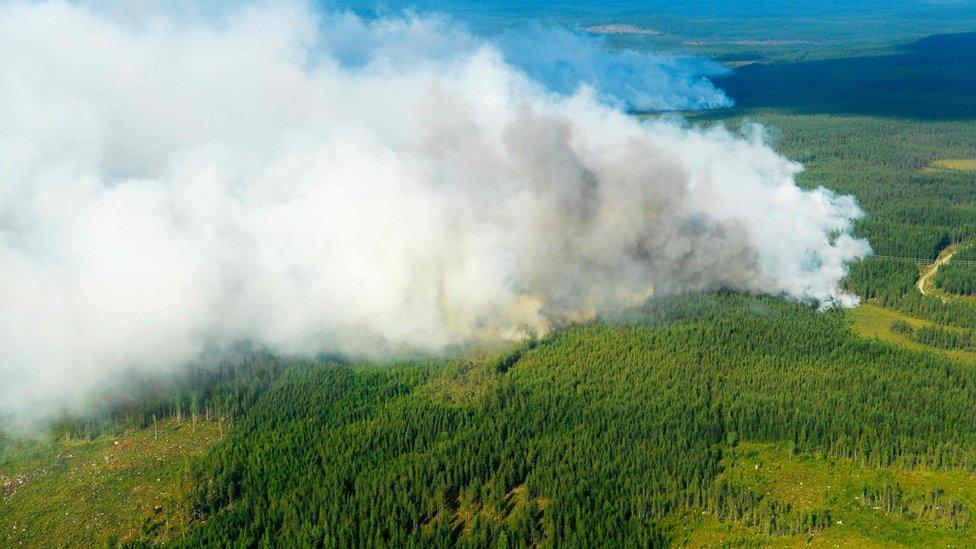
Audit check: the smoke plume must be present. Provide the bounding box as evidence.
[0,1,869,426]
[496,25,732,111]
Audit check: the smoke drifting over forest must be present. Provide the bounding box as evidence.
[0,1,869,426]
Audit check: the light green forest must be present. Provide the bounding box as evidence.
[3,18,976,549]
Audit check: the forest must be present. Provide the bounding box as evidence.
[145,295,976,546]
[935,246,976,296]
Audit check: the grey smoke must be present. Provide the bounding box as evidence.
[0,0,869,427]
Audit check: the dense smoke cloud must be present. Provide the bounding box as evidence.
[0,0,869,426]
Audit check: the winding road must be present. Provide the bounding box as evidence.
[917,247,957,300]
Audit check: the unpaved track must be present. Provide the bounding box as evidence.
[917,248,956,299]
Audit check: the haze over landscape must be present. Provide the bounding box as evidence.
[2,1,976,547]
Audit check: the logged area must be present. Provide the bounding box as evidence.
[0,422,221,547]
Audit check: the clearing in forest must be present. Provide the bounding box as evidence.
[0,420,222,547]
[927,159,976,171]
[675,442,976,547]
[847,303,976,366]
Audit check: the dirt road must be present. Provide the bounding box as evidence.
[917,247,956,299]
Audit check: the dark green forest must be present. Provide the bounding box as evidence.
[715,33,976,121]
[935,246,976,296]
[154,294,976,546]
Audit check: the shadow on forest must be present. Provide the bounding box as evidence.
[714,32,976,120]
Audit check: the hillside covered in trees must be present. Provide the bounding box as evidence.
[167,294,976,547]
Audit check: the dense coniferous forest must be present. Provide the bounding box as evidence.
[45,352,293,442]
[935,247,976,296]
[716,33,976,121]
[153,294,976,546]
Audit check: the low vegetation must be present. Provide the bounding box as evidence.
[929,159,976,171]
[848,300,976,367]
[679,441,976,547]
[0,421,221,547]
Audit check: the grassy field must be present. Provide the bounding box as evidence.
[676,442,976,547]
[847,303,976,366]
[929,159,976,172]
[0,420,222,547]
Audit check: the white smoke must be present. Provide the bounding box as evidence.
[0,0,869,425]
